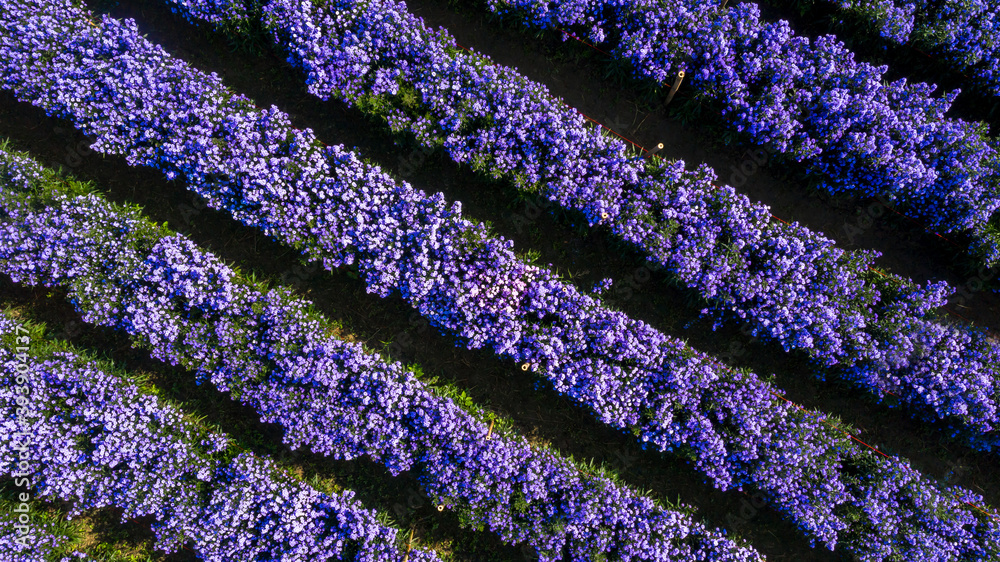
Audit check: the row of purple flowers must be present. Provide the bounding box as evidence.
[483,0,1000,269]
[0,311,441,562]
[0,3,997,554]
[827,0,1000,98]
[0,146,760,560]
[161,0,1000,450]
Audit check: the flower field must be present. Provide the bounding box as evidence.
[2,0,1000,560]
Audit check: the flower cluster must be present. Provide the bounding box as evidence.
[833,0,1000,97]
[165,0,250,29]
[0,311,438,562]
[162,0,1000,444]
[0,508,95,562]
[1,138,997,561]
[483,0,1000,268]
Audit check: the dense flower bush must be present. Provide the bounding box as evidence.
[166,0,251,29]
[834,0,917,43]
[0,312,438,562]
[754,0,1000,97]
[0,149,761,561]
[162,0,1000,445]
[829,0,1000,97]
[483,0,1000,268]
[1,142,997,560]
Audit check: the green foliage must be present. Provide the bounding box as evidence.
[657,218,680,240]
[355,92,394,117]
[521,248,542,264]
[509,489,530,516]
[395,83,422,112]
